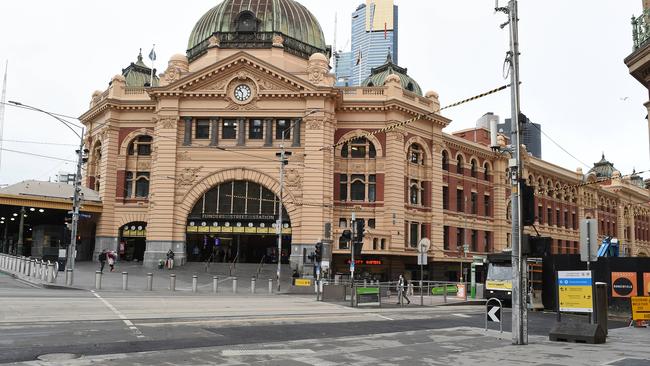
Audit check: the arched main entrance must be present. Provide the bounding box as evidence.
[120,222,147,262]
[185,180,291,264]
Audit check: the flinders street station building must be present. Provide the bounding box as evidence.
[76,0,650,281]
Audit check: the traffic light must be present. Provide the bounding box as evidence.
[353,240,363,257]
[522,234,551,257]
[355,220,365,242]
[521,181,535,226]
[314,242,322,262]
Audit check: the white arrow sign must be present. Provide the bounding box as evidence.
[487,305,501,323]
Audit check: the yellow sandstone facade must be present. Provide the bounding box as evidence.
[80,0,650,279]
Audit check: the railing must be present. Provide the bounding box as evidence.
[125,86,146,95]
[632,9,650,50]
[254,255,266,278]
[228,252,240,276]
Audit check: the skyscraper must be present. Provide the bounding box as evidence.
[499,113,543,159]
[335,0,398,86]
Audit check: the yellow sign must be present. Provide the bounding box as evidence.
[631,297,650,321]
[558,271,593,313]
[486,280,512,290]
[294,279,311,287]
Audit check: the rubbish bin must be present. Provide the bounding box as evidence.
[57,257,67,272]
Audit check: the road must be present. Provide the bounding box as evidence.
[0,273,633,365]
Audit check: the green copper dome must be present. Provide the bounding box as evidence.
[121,51,159,87]
[187,0,328,61]
[587,153,617,179]
[361,54,422,96]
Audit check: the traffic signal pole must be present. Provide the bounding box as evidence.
[350,213,356,307]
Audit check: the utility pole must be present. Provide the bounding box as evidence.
[68,132,85,285]
[496,0,526,345]
[276,143,288,293]
[350,212,356,307]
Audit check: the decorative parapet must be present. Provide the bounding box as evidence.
[632,9,650,50]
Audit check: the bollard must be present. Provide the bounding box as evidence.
[95,270,102,290]
[146,273,153,291]
[25,258,31,277]
[232,277,237,293]
[47,261,55,283]
[41,261,47,281]
[268,278,273,293]
[66,268,73,286]
[32,259,37,277]
[19,257,24,275]
[24,257,30,276]
[122,272,128,291]
[443,284,448,303]
[170,274,176,291]
[192,275,198,293]
[364,279,367,287]
[213,276,219,293]
[251,277,256,294]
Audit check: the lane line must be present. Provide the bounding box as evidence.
[90,290,145,338]
[375,314,394,321]
[452,313,471,318]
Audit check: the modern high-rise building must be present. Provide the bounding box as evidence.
[335,0,398,86]
[498,113,543,159]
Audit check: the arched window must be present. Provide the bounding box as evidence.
[406,82,414,92]
[351,179,366,201]
[340,137,376,159]
[470,159,477,178]
[442,151,449,171]
[484,162,490,181]
[128,135,152,156]
[408,143,424,165]
[456,155,464,174]
[410,183,419,205]
[235,11,258,32]
[135,173,150,197]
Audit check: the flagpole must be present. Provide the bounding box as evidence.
[149,44,155,87]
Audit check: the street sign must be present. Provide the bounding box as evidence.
[487,303,501,323]
[320,260,330,269]
[349,262,355,272]
[579,219,598,262]
[418,238,431,253]
[631,297,650,321]
[417,252,427,265]
[558,270,593,313]
[294,278,311,287]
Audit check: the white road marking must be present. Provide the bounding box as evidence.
[452,313,471,318]
[222,349,315,356]
[374,314,394,321]
[90,290,145,338]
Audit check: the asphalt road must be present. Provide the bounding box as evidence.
[0,273,627,364]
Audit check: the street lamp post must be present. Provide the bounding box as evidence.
[275,110,318,292]
[8,101,85,285]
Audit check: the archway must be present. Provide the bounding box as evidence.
[185,180,291,265]
[120,222,147,262]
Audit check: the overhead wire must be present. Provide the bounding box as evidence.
[1,101,84,129]
[1,139,77,147]
[527,121,591,170]
[0,147,77,163]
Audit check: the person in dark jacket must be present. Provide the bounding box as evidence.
[166,249,175,269]
[98,250,107,273]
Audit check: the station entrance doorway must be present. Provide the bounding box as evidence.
[185,180,291,264]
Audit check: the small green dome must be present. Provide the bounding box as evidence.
[361,54,422,96]
[588,153,617,179]
[121,51,159,87]
[187,0,327,60]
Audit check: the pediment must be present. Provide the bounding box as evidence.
[162,52,315,94]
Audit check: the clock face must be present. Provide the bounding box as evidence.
[234,84,252,101]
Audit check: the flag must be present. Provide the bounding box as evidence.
[148,46,156,62]
[384,22,387,40]
[355,50,362,66]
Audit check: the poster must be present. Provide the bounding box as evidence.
[644,273,650,297]
[611,272,637,298]
[558,270,593,313]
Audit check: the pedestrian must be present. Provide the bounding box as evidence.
[292,269,299,278]
[98,249,107,273]
[397,274,410,305]
[107,250,116,272]
[166,249,175,269]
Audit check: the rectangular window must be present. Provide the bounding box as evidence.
[339,175,347,201]
[456,189,464,212]
[484,231,491,252]
[484,194,491,217]
[564,210,569,228]
[471,229,477,252]
[443,226,450,250]
[125,172,133,198]
[339,218,347,228]
[421,224,427,243]
[471,192,477,214]
[443,186,449,210]
[135,172,150,198]
[556,209,561,227]
[368,175,376,202]
[222,120,237,139]
[538,205,544,224]
[410,222,419,248]
[249,119,263,139]
[547,207,553,226]
[350,174,365,201]
[276,119,290,140]
[195,120,210,139]
[457,227,464,250]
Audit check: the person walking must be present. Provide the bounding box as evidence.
[397,274,410,305]
[166,249,175,270]
[98,249,107,273]
[107,250,116,272]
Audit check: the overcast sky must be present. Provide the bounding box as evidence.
[0,0,647,185]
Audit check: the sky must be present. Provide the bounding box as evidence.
[0,0,648,185]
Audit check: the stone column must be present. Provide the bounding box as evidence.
[183,117,192,146]
[292,119,301,147]
[430,134,445,260]
[264,119,273,147]
[210,118,219,147]
[237,119,246,146]
[145,115,185,267]
[385,128,406,251]
[492,158,509,251]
